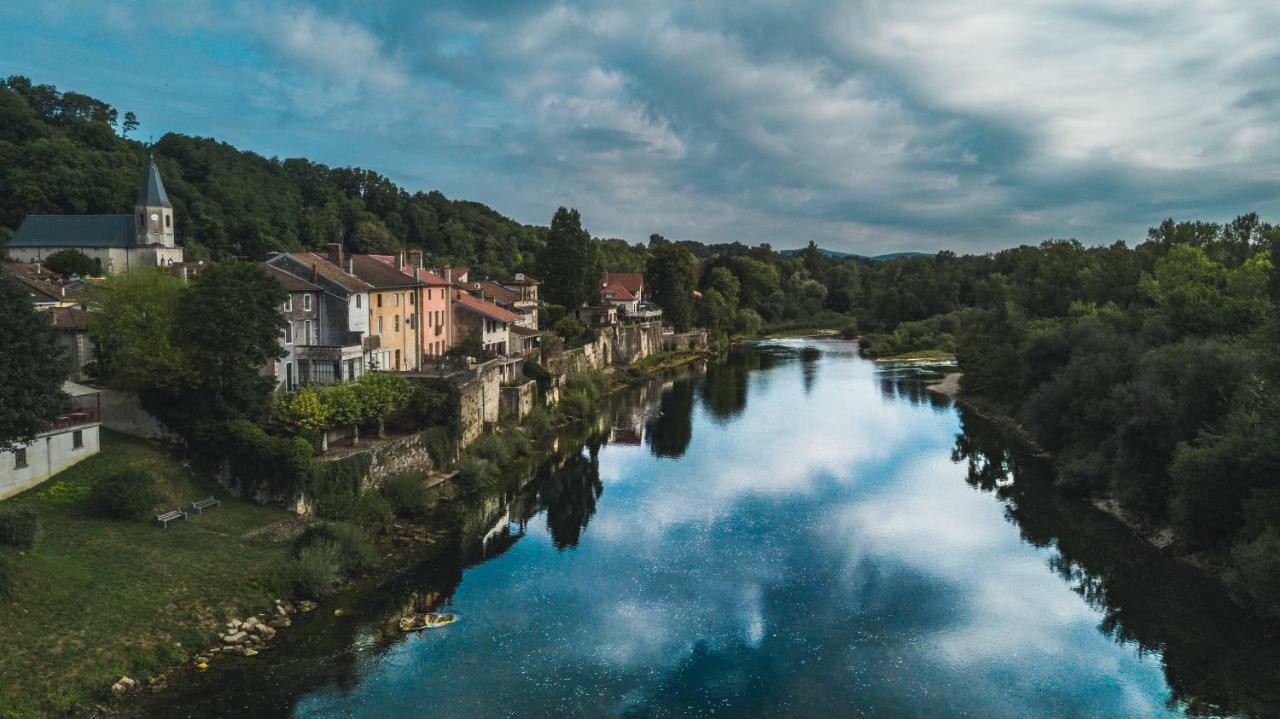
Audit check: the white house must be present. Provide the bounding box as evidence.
[0,383,102,501]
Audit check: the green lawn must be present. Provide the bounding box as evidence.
[0,431,293,718]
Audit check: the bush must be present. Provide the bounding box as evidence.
[559,390,592,419]
[470,431,526,466]
[0,508,38,548]
[354,492,394,529]
[382,474,429,520]
[89,469,161,520]
[285,542,341,600]
[293,522,376,576]
[458,456,499,487]
[1228,528,1280,620]
[523,407,554,443]
[553,316,586,342]
[421,425,457,468]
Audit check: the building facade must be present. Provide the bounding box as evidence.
[0,384,101,501]
[264,250,372,388]
[7,157,184,273]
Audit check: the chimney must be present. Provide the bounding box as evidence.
[396,249,407,271]
[311,262,319,283]
[347,257,354,274]
[326,243,343,268]
[408,249,424,269]
[443,266,453,284]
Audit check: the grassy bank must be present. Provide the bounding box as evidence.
[0,431,292,717]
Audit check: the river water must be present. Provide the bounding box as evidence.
[143,339,1280,718]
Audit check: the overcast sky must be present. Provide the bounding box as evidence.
[3,1,1278,254]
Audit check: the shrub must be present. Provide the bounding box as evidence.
[559,390,592,419]
[458,456,499,487]
[285,542,341,600]
[421,426,457,468]
[1228,528,1280,620]
[293,522,376,576]
[382,474,429,520]
[89,469,161,520]
[354,492,394,529]
[523,407,555,443]
[0,508,38,548]
[553,316,586,342]
[470,431,525,466]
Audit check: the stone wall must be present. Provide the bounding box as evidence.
[664,329,709,352]
[457,360,501,446]
[97,388,176,441]
[500,381,537,422]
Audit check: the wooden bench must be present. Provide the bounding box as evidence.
[189,497,220,514]
[155,509,187,529]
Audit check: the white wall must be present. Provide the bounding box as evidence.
[348,293,369,333]
[0,425,100,501]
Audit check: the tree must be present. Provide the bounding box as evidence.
[277,386,330,450]
[645,237,697,331]
[358,372,411,438]
[167,262,287,430]
[121,111,138,137]
[321,383,364,446]
[0,273,67,451]
[42,249,100,277]
[83,268,189,391]
[538,208,598,308]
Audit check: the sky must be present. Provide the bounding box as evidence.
[2,1,1279,255]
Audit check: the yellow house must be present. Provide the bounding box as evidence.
[349,253,421,372]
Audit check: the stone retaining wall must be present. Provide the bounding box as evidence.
[500,381,537,422]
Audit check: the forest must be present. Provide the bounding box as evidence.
[2,75,1278,623]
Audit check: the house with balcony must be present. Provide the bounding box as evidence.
[453,290,521,357]
[478,280,539,330]
[601,272,662,322]
[264,248,373,388]
[1,382,102,500]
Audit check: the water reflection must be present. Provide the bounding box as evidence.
[137,341,1280,719]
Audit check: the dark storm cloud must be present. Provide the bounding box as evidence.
[2,0,1278,253]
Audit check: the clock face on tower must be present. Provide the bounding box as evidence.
[150,213,160,222]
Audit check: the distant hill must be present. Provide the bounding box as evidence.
[779,247,930,262]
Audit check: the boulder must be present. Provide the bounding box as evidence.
[222,631,247,644]
[268,617,292,629]
[243,648,259,657]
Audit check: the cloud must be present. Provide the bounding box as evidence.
[5,0,1279,253]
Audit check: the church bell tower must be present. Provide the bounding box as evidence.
[135,156,174,247]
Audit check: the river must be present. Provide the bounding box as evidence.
[141,339,1280,718]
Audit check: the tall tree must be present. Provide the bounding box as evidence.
[84,268,189,390]
[538,207,598,308]
[645,235,697,331]
[0,273,67,451]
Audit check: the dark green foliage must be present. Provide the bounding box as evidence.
[284,542,340,600]
[553,316,586,342]
[421,425,457,468]
[523,407,555,443]
[89,469,161,520]
[0,273,68,453]
[409,379,460,432]
[1228,529,1280,619]
[382,474,429,520]
[457,456,499,487]
[41,249,99,277]
[0,554,11,600]
[559,391,592,419]
[292,522,375,576]
[469,429,531,467]
[213,420,315,498]
[308,452,371,520]
[523,360,553,399]
[645,236,697,331]
[538,208,598,308]
[0,508,38,548]
[354,492,394,529]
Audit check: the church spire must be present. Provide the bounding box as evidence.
[136,155,171,209]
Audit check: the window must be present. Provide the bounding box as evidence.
[394,315,400,332]
[284,323,293,344]
[377,317,384,333]
[304,320,314,344]
[409,292,415,305]
[303,294,312,311]
[165,214,171,228]
[14,447,27,469]
[377,294,383,308]
[356,295,362,309]
[393,293,400,307]
[286,362,294,390]
[73,430,83,449]
[284,296,293,312]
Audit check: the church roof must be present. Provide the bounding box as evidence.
[137,156,171,208]
[8,215,136,249]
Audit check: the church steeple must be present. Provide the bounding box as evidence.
[135,156,174,247]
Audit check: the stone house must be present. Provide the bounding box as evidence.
[7,157,184,273]
[453,290,520,357]
[264,250,372,386]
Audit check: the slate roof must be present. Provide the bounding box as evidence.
[348,254,421,289]
[264,264,322,292]
[479,280,522,306]
[454,291,521,323]
[8,215,136,248]
[137,157,172,208]
[276,253,374,294]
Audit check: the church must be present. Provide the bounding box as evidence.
[6,157,184,273]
